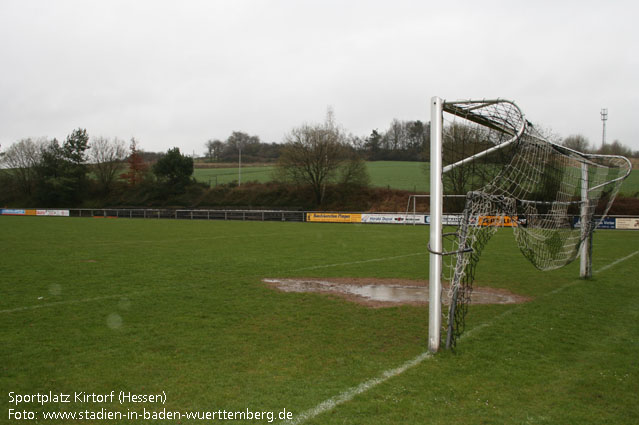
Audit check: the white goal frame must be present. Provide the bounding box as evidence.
[427,96,631,352]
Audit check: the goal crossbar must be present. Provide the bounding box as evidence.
[443,100,522,137]
[441,99,526,174]
[440,101,631,186]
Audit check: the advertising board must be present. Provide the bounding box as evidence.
[573,217,616,230]
[361,214,426,225]
[477,216,518,227]
[306,213,362,223]
[424,215,463,226]
[1,209,26,215]
[36,210,70,217]
[615,217,639,230]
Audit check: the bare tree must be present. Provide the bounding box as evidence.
[597,139,632,156]
[89,136,127,191]
[1,138,44,195]
[438,122,514,213]
[205,139,224,162]
[276,110,367,204]
[562,134,590,153]
[385,119,407,150]
[338,154,370,187]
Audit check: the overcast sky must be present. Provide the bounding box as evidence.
[1,0,637,154]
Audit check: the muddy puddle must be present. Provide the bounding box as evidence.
[263,277,530,307]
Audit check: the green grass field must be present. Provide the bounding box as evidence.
[194,165,276,186]
[192,162,430,191]
[1,217,638,424]
[619,166,639,195]
[193,161,639,196]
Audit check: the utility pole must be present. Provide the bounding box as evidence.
[238,144,242,186]
[600,108,608,149]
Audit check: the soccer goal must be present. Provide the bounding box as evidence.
[428,97,632,352]
[405,194,466,226]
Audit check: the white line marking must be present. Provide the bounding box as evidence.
[3,249,635,315]
[63,232,299,247]
[292,252,425,271]
[284,351,432,425]
[593,250,639,275]
[0,293,137,314]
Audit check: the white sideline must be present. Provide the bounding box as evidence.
[1,253,426,315]
[292,252,425,271]
[284,352,432,425]
[0,293,138,314]
[593,250,639,275]
[285,248,639,424]
[6,249,633,315]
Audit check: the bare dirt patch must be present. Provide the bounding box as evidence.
[263,277,531,308]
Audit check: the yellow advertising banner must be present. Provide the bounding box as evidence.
[477,216,518,227]
[615,217,639,230]
[306,213,362,223]
[25,209,37,216]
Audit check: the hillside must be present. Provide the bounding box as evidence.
[194,161,639,197]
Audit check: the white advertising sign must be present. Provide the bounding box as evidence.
[361,214,426,225]
[424,214,463,226]
[616,217,639,230]
[36,210,70,217]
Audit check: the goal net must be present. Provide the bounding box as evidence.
[428,98,631,351]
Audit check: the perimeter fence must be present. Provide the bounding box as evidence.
[70,208,306,222]
[2,208,637,230]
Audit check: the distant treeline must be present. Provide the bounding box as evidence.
[202,123,639,164]
[2,115,637,210]
[0,131,199,208]
[560,134,638,157]
[0,114,425,209]
[204,119,430,163]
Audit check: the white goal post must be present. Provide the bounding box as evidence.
[428,97,444,352]
[427,96,631,352]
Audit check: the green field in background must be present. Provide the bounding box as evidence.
[619,166,639,195]
[193,161,639,195]
[192,162,430,191]
[1,217,637,424]
[193,165,276,186]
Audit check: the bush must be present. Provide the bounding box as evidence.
[152,147,194,190]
